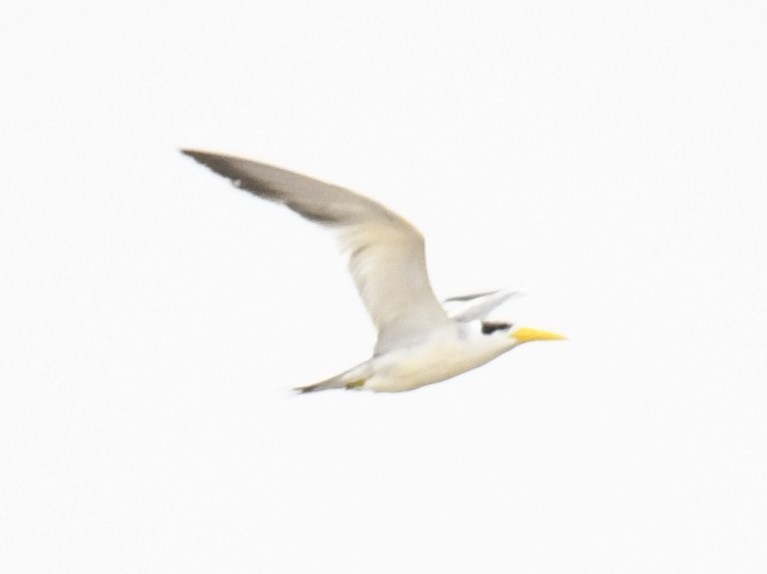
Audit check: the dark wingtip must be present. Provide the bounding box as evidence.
[180,148,208,162]
[179,149,239,181]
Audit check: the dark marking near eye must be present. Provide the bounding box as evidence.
[481,321,512,335]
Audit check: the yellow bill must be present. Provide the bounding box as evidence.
[512,327,566,343]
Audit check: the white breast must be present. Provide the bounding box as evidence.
[364,329,515,392]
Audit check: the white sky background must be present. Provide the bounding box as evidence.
[2,1,766,572]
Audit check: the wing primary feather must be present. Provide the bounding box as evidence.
[182,149,453,352]
[443,290,500,302]
[445,289,520,322]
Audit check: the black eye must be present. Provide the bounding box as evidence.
[481,321,512,335]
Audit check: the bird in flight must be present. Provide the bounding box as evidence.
[182,150,564,393]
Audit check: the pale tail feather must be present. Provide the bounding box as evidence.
[294,374,349,394]
[294,364,370,394]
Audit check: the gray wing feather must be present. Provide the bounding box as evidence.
[182,150,452,353]
[443,291,500,303]
[444,289,519,322]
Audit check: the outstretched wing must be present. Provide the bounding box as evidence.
[443,289,520,322]
[182,150,452,353]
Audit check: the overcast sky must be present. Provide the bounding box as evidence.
[2,1,766,572]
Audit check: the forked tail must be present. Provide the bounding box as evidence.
[294,376,347,394]
[294,366,369,394]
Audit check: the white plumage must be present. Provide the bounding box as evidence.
[182,150,563,393]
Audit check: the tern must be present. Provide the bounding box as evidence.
[182,150,564,393]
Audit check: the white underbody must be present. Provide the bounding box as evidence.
[181,153,560,394]
[345,326,519,392]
